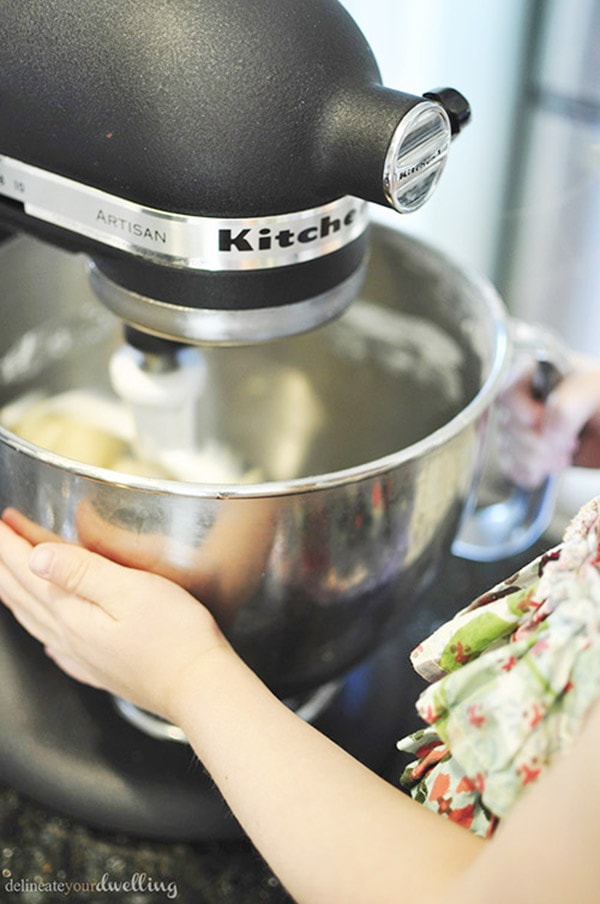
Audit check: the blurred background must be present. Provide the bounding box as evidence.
[342,0,600,518]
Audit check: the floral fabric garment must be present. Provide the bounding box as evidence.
[398,496,600,838]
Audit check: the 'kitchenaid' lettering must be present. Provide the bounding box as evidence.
[0,155,368,270]
[396,147,445,181]
[219,208,358,253]
[96,209,167,244]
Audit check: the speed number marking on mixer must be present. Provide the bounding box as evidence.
[0,155,369,271]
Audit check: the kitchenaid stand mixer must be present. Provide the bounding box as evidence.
[0,0,469,345]
[0,0,473,838]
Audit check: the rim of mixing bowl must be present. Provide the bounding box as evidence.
[0,248,509,499]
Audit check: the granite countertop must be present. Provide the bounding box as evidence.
[0,785,291,903]
[0,534,556,904]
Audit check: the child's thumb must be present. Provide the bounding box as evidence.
[29,542,124,611]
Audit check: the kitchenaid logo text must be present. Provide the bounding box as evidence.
[91,199,366,267]
[396,146,445,181]
[0,154,368,269]
[218,207,361,253]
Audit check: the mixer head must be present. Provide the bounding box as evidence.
[0,0,470,345]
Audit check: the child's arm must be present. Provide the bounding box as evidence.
[0,513,481,904]
[1,511,599,904]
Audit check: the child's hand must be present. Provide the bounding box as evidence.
[498,357,600,489]
[0,509,229,723]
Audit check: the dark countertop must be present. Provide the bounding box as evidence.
[0,786,288,903]
[0,535,556,904]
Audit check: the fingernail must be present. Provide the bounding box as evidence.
[29,546,54,578]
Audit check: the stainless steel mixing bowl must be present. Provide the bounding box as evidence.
[0,225,508,698]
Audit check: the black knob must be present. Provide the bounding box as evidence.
[423,87,471,136]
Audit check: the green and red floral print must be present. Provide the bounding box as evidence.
[398,496,600,837]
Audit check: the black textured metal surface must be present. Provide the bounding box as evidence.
[0,1,425,317]
[0,0,388,214]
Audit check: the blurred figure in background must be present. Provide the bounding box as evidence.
[500,353,600,488]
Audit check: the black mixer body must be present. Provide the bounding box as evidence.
[0,0,469,343]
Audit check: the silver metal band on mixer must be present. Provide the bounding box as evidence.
[0,155,370,272]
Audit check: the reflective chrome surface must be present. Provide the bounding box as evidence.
[383,101,451,213]
[89,259,368,345]
[0,225,507,698]
[0,156,369,271]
